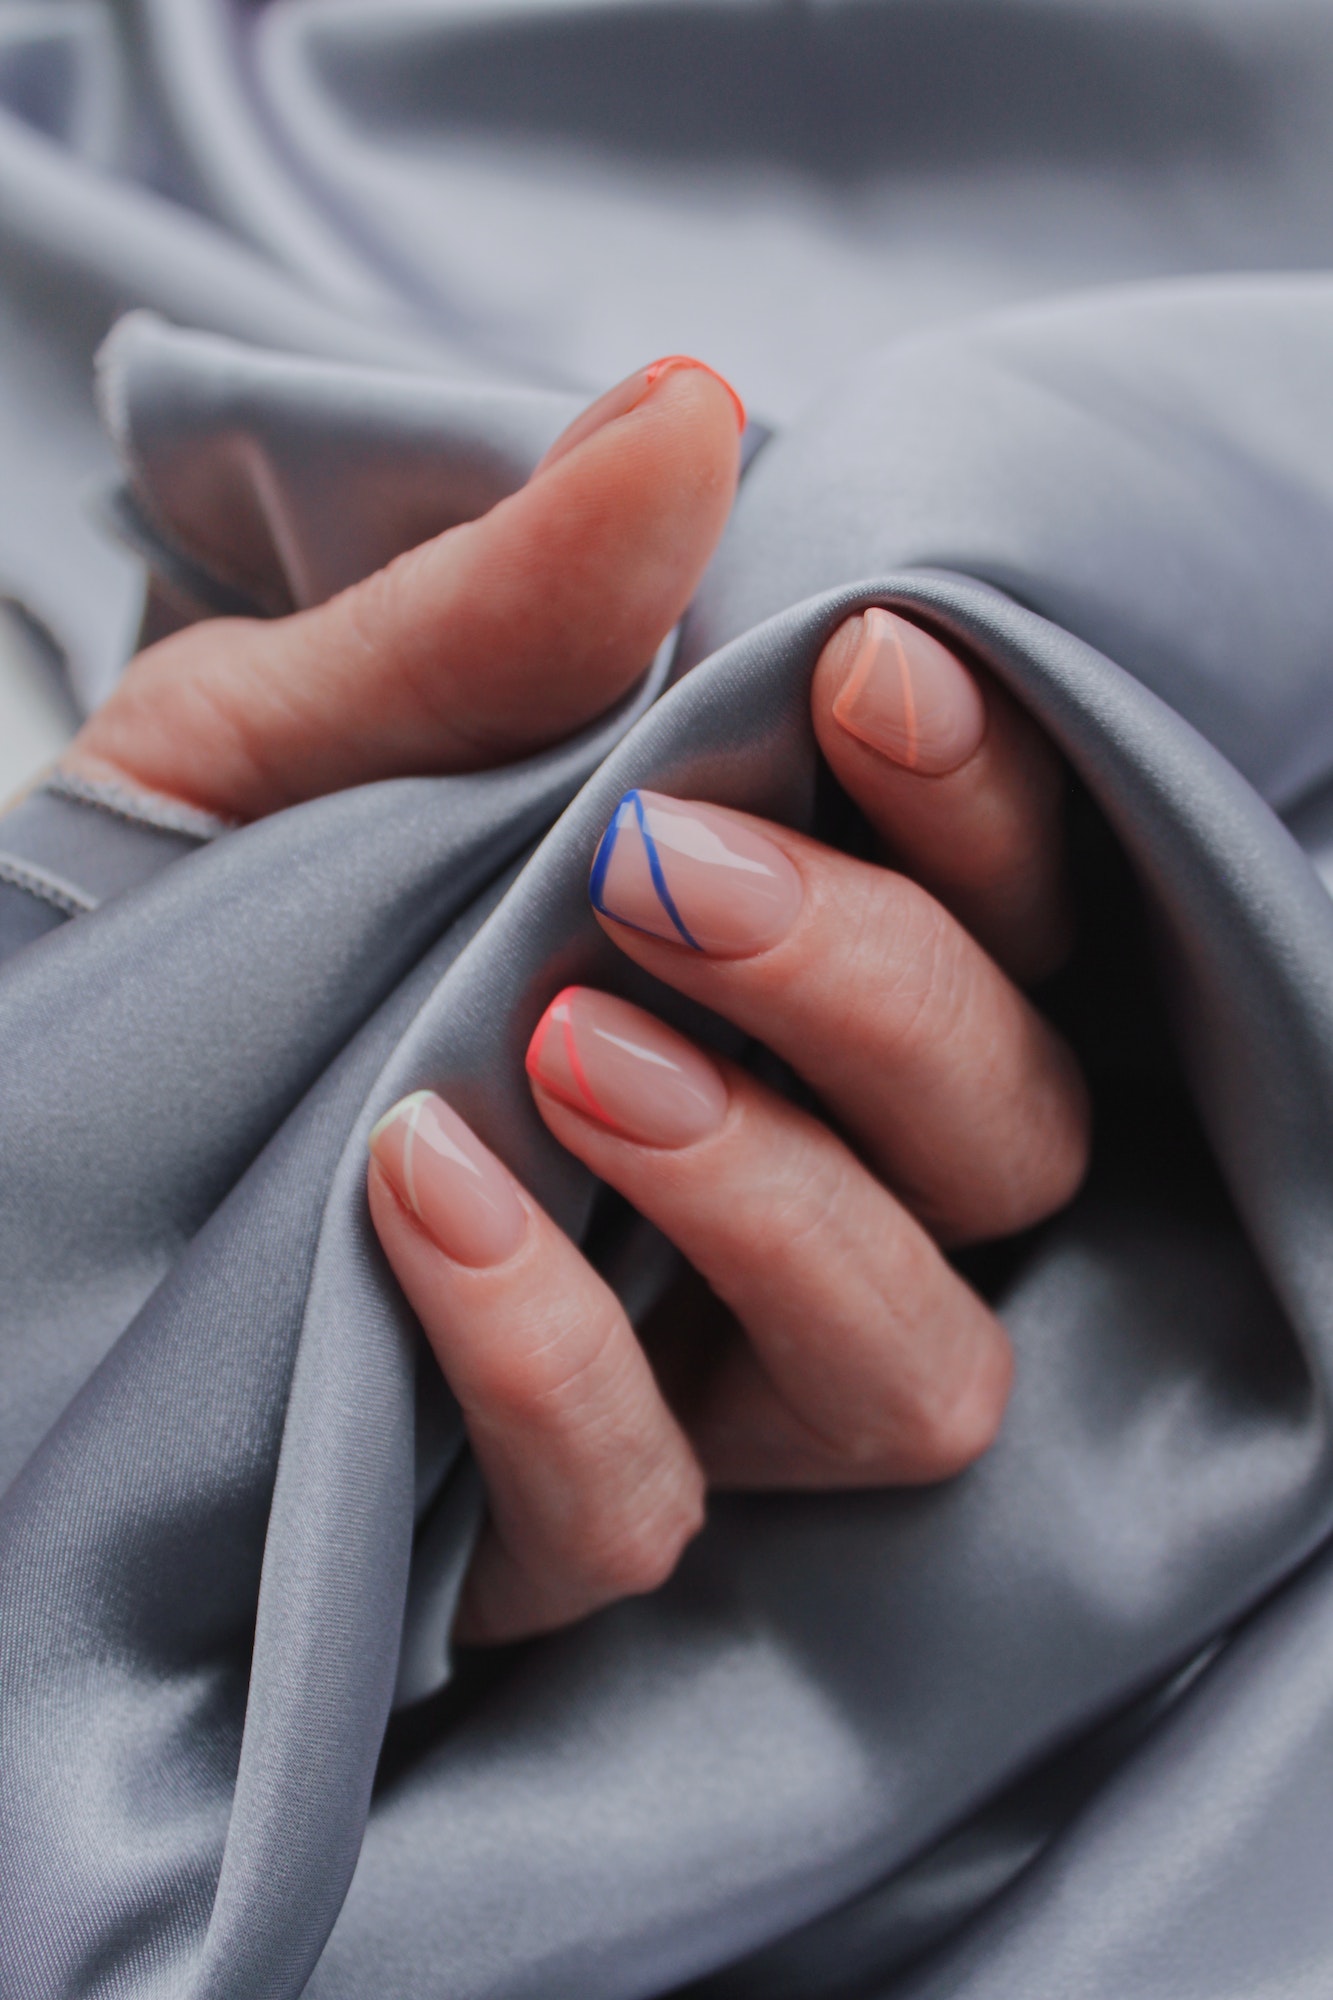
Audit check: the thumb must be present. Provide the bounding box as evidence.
[65,357,744,820]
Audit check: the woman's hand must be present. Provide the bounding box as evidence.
[368,609,1089,1645]
[54,347,1086,1649]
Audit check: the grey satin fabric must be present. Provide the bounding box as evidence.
[8,6,1333,2000]
[94,313,582,620]
[8,553,1333,2000]
[8,0,1333,707]
[0,771,223,897]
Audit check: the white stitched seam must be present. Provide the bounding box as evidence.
[41,772,234,841]
[0,853,99,916]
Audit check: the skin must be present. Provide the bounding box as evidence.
[67,364,743,816]
[61,357,1089,1647]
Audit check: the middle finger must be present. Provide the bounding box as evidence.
[587,790,1089,1241]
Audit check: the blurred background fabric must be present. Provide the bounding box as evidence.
[6,0,1333,740]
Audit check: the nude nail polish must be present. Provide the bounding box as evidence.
[526,988,728,1148]
[369,1090,527,1266]
[831,607,986,776]
[589,790,803,956]
[535,356,745,474]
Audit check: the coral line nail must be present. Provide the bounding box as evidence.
[559,998,614,1125]
[842,610,921,770]
[642,354,747,433]
[525,987,729,1148]
[526,1002,554,1084]
[526,989,614,1126]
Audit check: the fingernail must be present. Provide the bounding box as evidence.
[589,789,803,957]
[526,988,727,1148]
[831,608,986,775]
[369,1090,527,1267]
[536,356,745,474]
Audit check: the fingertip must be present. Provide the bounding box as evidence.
[1023,1033,1094,1222]
[812,609,1071,985]
[644,355,746,434]
[367,1089,528,1268]
[882,1288,1016,1485]
[535,354,745,479]
[923,1323,1015,1479]
[526,987,729,1149]
[817,607,987,779]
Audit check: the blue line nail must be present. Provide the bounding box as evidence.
[589,791,705,952]
[632,791,703,951]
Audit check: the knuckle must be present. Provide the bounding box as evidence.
[824,1313,1014,1485]
[993,1052,1093,1234]
[337,563,395,661]
[336,539,439,667]
[466,1296,622,1432]
[576,1480,705,1599]
[768,1145,849,1249]
[739,1143,858,1274]
[857,880,974,1063]
[907,1360,1011,1478]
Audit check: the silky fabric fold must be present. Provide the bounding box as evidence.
[5,557,1333,1996]
[10,0,1333,706]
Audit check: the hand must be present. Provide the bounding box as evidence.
[56,348,1085,1649]
[367,607,1089,1644]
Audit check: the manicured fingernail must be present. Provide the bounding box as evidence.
[369,1090,527,1267]
[536,356,745,474]
[526,988,727,1148]
[831,608,986,775]
[589,790,803,957]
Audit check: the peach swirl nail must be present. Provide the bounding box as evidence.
[832,608,986,775]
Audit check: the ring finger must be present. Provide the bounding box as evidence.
[525,990,1014,1487]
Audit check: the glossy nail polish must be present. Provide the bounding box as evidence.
[535,356,745,474]
[526,988,727,1147]
[589,790,803,956]
[369,1090,527,1266]
[832,608,986,775]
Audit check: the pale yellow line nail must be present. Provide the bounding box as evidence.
[369,1089,432,1149]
